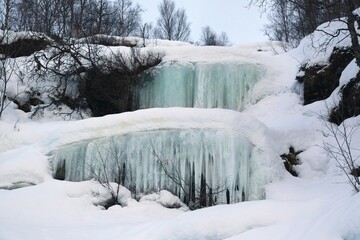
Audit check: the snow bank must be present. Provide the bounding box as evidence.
[0,30,52,44]
[75,35,192,48]
[140,190,188,210]
[1,174,358,240]
[0,145,49,189]
[293,17,352,66]
[43,108,271,151]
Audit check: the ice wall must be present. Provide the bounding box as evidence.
[51,129,252,205]
[135,63,261,111]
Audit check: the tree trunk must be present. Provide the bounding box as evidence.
[346,0,360,68]
[3,0,11,30]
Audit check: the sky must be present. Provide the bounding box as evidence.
[138,0,268,45]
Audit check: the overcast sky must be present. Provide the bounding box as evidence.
[138,0,268,44]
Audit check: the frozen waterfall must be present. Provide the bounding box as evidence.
[51,129,253,205]
[135,62,261,111]
[48,58,273,207]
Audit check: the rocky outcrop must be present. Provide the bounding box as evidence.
[329,73,360,125]
[296,47,354,105]
[12,90,44,113]
[281,147,302,177]
[0,38,50,58]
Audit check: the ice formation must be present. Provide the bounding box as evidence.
[52,129,253,205]
[135,62,261,111]
[50,60,268,206]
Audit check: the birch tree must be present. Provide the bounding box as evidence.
[155,0,191,41]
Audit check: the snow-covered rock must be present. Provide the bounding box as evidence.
[140,190,188,210]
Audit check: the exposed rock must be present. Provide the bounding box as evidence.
[351,167,360,178]
[80,68,133,116]
[54,160,66,181]
[16,101,32,113]
[13,96,44,113]
[80,50,162,117]
[29,97,44,106]
[329,73,360,125]
[0,181,36,190]
[0,38,50,58]
[281,147,303,177]
[297,47,354,105]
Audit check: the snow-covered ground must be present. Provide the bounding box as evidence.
[1,22,360,239]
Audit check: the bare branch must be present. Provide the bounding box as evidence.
[321,103,360,192]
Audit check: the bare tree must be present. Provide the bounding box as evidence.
[0,30,26,118]
[15,0,38,32]
[155,0,190,41]
[345,0,360,67]
[262,0,300,49]
[56,0,76,37]
[82,47,163,116]
[87,138,128,208]
[251,0,360,56]
[114,0,142,37]
[0,53,14,117]
[200,26,230,46]
[73,0,90,37]
[0,0,15,30]
[217,32,230,46]
[150,142,229,209]
[140,22,153,47]
[322,112,360,192]
[6,0,145,39]
[86,0,115,35]
[30,37,97,118]
[29,36,162,117]
[200,26,217,46]
[14,0,63,35]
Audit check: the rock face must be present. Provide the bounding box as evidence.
[297,47,354,105]
[0,38,49,58]
[329,73,360,125]
[13,90,44,113]
[297,46,360,124]
[280,147,302,177]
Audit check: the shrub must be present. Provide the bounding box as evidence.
[81,48,162,116]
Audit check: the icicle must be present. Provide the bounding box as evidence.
[51,129,253,204]
[135,62,261,111]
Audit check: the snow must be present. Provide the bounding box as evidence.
[42,108,269,151]
[1,177,358,240]
[140,190,188,210]
[0,30,52,44]
[1,20,360,240]
[339,59,360,86]
[0,145,49,189]
[75,35,192,48]
[294,18,352,66]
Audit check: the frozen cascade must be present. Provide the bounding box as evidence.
[135,63,262,111]
[52,129,253,205]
